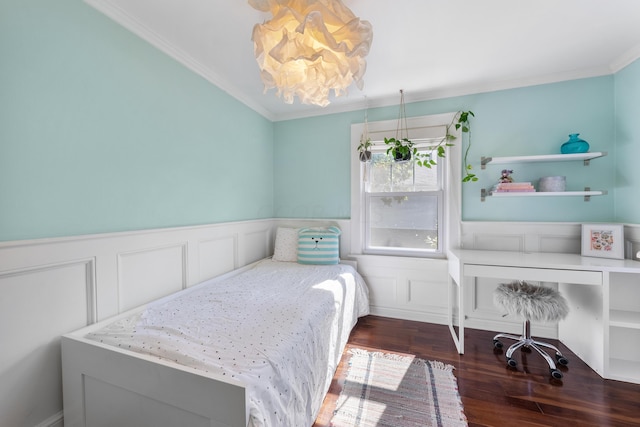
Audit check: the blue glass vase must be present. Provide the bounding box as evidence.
[561,133,589,154]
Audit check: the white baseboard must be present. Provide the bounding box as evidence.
[369,307,448,326]
[34,411,63,427]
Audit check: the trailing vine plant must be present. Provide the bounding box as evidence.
[456,110,477,182]
[371,90,477,182]
[400,109,477,182]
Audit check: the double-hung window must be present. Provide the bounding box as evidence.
[351,113,461,258]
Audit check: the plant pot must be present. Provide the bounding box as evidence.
[394,150,411,162]
[359,151,372,162]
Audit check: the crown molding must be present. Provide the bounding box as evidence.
[83,0,276,121]
[610,43,640,73]
[83,0,640,123]
[272,66,614,122]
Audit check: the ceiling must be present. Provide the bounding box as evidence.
[85,0,640,121]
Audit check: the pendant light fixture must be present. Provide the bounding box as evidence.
[249,0,373,107]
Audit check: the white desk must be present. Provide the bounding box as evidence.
[447,249,640,384]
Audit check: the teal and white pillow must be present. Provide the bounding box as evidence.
[297,226,341,265]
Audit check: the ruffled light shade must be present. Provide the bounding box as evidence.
[249,0,373,107]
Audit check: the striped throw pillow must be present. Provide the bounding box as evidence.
[297,226,341,265]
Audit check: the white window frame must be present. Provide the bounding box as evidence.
[350,112,462,258]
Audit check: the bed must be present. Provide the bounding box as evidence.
[61,258,369,427]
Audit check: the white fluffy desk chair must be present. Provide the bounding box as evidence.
[493,280,570,379]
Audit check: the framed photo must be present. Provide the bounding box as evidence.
[581,224,624,259]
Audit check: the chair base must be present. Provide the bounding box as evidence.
[493,320,568,379]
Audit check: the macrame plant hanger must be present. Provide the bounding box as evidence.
[396,89,409,142]
[362,97,370,184]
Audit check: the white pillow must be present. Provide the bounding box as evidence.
[272,227,298,262]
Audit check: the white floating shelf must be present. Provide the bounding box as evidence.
[481,189,607,202]
[489,190,606,197]
[481,152,607,169]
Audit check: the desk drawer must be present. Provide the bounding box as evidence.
[464,264,602,285]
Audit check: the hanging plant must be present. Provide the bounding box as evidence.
[357,104,373,162]
[456,110,477,182]
[384,90,415,162]
[374,89,477,182]
[406,109,477,183]
[358,138,372,162]
[422,110,477,182]
[385,137,414,161]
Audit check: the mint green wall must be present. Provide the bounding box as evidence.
[462,77,615,221]
[0,0,274,242]
[275,77,617,222]
[273,112,354,218]
[614,58,640,224]
[3,0,636,243]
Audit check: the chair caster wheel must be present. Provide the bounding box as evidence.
[551,369,563,379]
[493,339,503,349]
[507,357,517,368]
[556,354,569,366]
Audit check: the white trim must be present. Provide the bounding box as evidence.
[610,42,640,73]
[0,218,274,250]
[82,0,640,123]
[34,411,63,427]
[272,66,615,121]
[350,112,461,257]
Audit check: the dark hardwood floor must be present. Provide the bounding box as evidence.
[314,315,640,427]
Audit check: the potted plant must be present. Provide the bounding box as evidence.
[358,135,372,162]
[384,89,414,162]
[357,103,373,162]
[384,136,414,162]
[365,89,477,182]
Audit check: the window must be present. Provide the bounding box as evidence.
[365,149,443,256]
[350,113,461,258]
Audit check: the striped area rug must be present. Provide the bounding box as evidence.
[331,349,468,427]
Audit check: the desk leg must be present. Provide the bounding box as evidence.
[448,274,465,354]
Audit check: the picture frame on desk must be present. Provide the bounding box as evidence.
[581,223,624,259]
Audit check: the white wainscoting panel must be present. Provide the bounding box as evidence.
[0,219,277,427]
[470,233,525,251]
[349,222,625,338]
[198,234,238,281]
[352,255,449,324]
[0,260,94,427]
[461,222,583,253]
[365,275,397,308]
[461,221,603,337]
[244,229,270,265]
[406,276,448,315]
[0,219,636,426]
[538,234,581,253]
[118,243,187,312]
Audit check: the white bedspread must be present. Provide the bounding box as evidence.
[86,259,369,427]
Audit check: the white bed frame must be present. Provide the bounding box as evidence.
[62,259,358,427]
[61,263,259,427]
[62,332,249,427]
